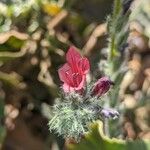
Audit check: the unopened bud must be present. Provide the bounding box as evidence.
[91,77,114,97]
[101,108,119,119]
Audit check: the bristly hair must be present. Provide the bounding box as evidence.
[48,84,119,142]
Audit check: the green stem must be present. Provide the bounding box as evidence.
[108,0,122,61]
[112,0,121,19]
[109,36,115,61]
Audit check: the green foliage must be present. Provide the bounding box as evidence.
[100,0,132,138]
[48,92,103,141]
[0,71,23,87]
[0,31,28,61]
[68,121,150,150]
[104,0,131,83]
[107,0,130,60]
[0,98,6,145]
[48,80,120,142]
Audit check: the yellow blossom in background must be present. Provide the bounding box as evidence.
[43,2,62,16]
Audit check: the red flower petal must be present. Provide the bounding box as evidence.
[58,63,73,86]
[66,46,81,73]
[58,46,90,93]
[62,74,86,93]
[72,73,82,87]
[78,57,90,74]
[62,83,73,93]
[74,74,86,91]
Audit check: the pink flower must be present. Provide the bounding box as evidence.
[91,77,114,97]
[58,46,90,93]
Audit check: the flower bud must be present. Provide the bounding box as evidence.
[91,77,114,97]
[101,108,119,119]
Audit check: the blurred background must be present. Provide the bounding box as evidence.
[0,0,150,149]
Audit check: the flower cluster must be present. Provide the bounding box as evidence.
[58,46,113,97]
[49,46,119,141]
